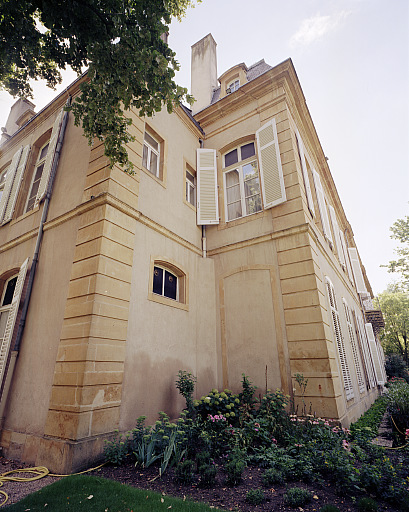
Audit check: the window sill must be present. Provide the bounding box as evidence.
[148,291,188,311]
[6,204,40,228]
[218,209,265,230]
[183,199,196,212]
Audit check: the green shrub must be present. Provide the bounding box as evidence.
[385,354,409,382]
[319,506,341,512]
[104,429,130,465]
[245,488,265,505]
[196,450,217,488]
[350,396,388,444]
[225,448,247,486]
[357,497,378,512]
[176,370,197,414]
[284,487,312,507]
[194,389,240,425]
[262,467,285,486]
[175,459,195,484]
[386,380,409,437]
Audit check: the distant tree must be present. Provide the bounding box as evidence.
[382,213,409,290]
[0,0,198,172]
[376,286,409,365]
[384,353,409,382]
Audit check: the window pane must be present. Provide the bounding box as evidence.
[144,132,159,151]
[227,201,242,220]
[245,194,262,215]
[241,143,255,160]
[242,161,258,180]
[224,149,238,167]
[164,270,177,300]
[226,183,241,203]
[0,311,9,341]
[150,151,158,176]
[225,169,239,187]
[244,177,261,198]
[39,143,49,161]
[2,276,17,306]
[142,144,148,169]
[153,267,163,295]
[186,171,195,185]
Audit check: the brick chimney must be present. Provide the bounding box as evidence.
[191,34,218,115]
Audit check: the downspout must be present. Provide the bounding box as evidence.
[199,138,207,258]
[14,97,71,352]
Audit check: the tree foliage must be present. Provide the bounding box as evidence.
[375,286,409,365]
[382,214,409,290]
[0,0,197,171]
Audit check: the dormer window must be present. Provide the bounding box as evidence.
[226,79,240,94]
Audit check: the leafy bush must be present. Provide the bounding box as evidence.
[262,467,284,486]
[175,459,195,484]
[194,389,241,425]
[357,497,378,512]
[385,380,409,438]
[284,487,312,507]
[385,354,409,382]
[104,429,131,465]
[196,450,217,488]
[225,448,247,486]
[257,388,290,441]
[176,370,197,414]
[245,488,265,505]
[350,396,388,444]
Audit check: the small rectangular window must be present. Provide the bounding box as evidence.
[153,265,178,301]
[26,142,49,212]
[142,131,160,177]
[185,169,196,207]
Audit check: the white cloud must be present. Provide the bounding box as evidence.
[290,11,352,47]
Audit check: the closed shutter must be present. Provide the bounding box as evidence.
[325,277,354,400]
[339,230,354,282]
[197,149,219,225]
[2,145,30,224]
[348,247,367,293]
[365,323,384,385]
[256,119,286,209]
[343,299,365,393]
[0,147,23,223]
[355,311,376,387]
[312,169,333,243]
[0,258,29,388]
[34,109,64,207]
[328,205,345,265]
[295,131,315,216]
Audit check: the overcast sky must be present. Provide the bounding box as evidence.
[0,0,408,295]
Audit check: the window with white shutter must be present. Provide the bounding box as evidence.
[328,205,345,265]
[343,299,365,393]
[295,131,315,217]
[325,277,354,400]
[348,248,367,294]
[339,230,354,282]
[0,258,29,389]
[312,169,333,244]
[0,147,23,224]
[354,310,376,388]
[197,149,219,225]
[365,323,384,385]
[3,145,30,223]
[256,119,286,209]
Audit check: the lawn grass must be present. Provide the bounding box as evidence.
[5,474,222,512]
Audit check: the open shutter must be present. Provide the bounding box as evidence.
[328,205,345,264]
[343,299,365,393]
[197,149,219,225]
[0,147,23,223]
[2,145,30,224]
[295,131,315,216]
[0,258,29,388]
[312,169,332,243]
[256,119,286,209]
[339,230,354,282]
[325,277,354,400]
[34,109,64,207]
[355,311,376,387]
[348,247,367,293]
[365,323,384,385]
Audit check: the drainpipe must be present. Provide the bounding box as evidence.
[199,138,207,258]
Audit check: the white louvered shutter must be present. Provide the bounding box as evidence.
[0,258,29,388]
[348,247,367,294]
[197,149,219,225]
[356,311,376,387]
[325,277,354,400]
[2,145,30,224]
[365,323,384,385]
[256,119,286,209]
[312,169,332,243]
[339,230,353,282]
[34,109,64,207]
[328,205,344,264]
[295,131,315,216]
[343,299,365,393]
[0,147,23,223]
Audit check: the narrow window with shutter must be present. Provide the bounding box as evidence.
[0,147,23,223]
[325,277,354,400]
[256,119,286,209]
[312,169,333,244]
[355,310,377,388]
[328,205,345,265]
[3,145,30,223]
[348,247,367,294]
[295,131,315,217]
[197,148,219,225]
[343,299,365,393]
[33,108,64,208]
[0,258,29,388]
[339,230,354,283]
[365,323,384,385]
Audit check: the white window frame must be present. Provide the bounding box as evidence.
[142,131,160,178]
[0,275,18,355]
[25,141,49,212]
[343,298,366,393]
[185,168,196,207]
[223,142,262,222]
[227,79,240,94]
[0,167,7,203]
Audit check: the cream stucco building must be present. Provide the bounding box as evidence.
[0,34,386,472]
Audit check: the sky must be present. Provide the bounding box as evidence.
[0,0,408,295]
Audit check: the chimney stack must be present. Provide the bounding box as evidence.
[1,98,36,145]
[191,34,217,115]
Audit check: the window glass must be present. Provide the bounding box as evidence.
[153,266,178,301]
[142,130,160,177]
[26,141,49,212]
[164,270,177,300]
[144,132,159,152]
[225,148,238,168]
[186,170,195,206]
[228,79,240,93]
[153,267,163,295]
[241,142,255,160]
[2,276,17,307]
